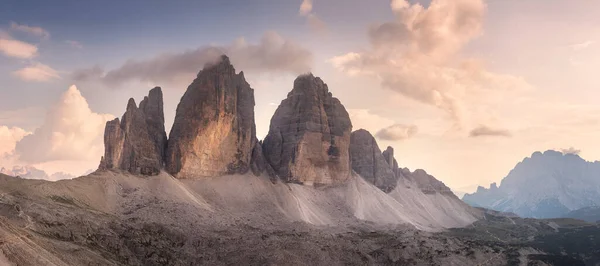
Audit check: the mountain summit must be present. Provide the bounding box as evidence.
[166,55,258,178]
[263,74,353,185]
[463,150,600,218]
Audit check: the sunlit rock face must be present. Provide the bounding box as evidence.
[262,74,352,186]
[166,55,257,179]
[100,87,167,176]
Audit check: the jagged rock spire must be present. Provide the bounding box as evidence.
[99,87,167,175]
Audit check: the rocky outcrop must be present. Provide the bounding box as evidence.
[400,169,455,195]
[349,129,397,192]
[263,74,352,185]
[99,87,167,176]
[382,147,399,176]
[166,55,256,179]
[249,141,277,182]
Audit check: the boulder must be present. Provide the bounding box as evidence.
[166,55,256,178]
[262,74,352,185]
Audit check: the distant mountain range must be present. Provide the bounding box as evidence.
[0,166,90,181]
[463,150,600,219]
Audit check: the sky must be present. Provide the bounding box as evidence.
[1,0,599,193]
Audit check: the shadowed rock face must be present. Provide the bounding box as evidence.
[263,74,352,185]
[349,129,397,192]
[99,87,167,176]
[166,55,257,179]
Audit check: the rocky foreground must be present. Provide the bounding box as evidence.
[0,172,599,266]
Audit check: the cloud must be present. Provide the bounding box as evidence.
[307,14,327,34]
[347,109,395,134]
[329,0,531,128]
[73,31,312,87]
[12,62,60,82]
[15,85,114,164]
[560,147,581,155]
[10,22,50,40]
[569,41,594,51]
[375,124,418,141]
[299,0,313,16]
[0,126,30,156]
[65,40,83,49]
[0,38,37,58]
[299,0,327,33]
[469,125,512,138]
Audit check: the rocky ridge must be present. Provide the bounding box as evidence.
[97,54,458,200]
[463,150,600,218]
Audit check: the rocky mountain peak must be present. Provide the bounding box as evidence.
[464,150,600,218]
[166,55,257,178]
[262,74,352,185]
[199,55,236,76]
[349,129,398,192]
[99,87,167,176]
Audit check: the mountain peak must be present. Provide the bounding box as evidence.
[464,150,600,218]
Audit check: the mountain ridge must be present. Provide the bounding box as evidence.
[463,150,600,218]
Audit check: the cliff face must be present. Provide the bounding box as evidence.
[349,129,397,192]
[262,74,352,186]
[100,87,167,176]
[165,55,257,179]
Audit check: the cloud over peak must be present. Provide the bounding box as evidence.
[560,147,581,155]
[73,31,313,87]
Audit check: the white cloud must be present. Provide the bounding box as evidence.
[376,124,418,141]
[0,38,37,58]
[347,109,395,134]
[569,40,595,51]
[0,126,30,156]
[10,22,50,40]
[73,31,312,87]
[560,147,581,155]
[12,62,60,82]
[330,0,531,129]
[299,0,327,33]
[15,85,114,164]
[65,40,83,49]
[299,0,313,16]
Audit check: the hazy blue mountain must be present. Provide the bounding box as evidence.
[463,150,600,218]
[564,206,600,222]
